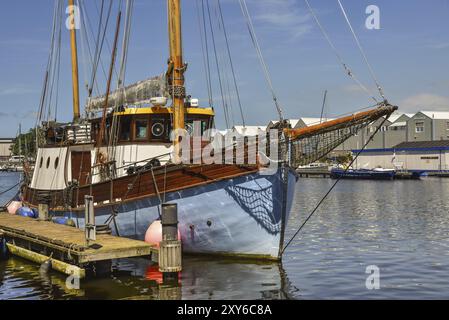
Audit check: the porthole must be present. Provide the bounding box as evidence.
[39,157,43,168]
[54,157,59,169]
[151,122,165,137]
[46,157,50,169]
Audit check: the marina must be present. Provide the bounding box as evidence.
[2,172,449,299]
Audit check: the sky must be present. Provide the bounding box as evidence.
[0,0,448,137]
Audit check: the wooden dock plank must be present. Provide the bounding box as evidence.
[0,213,157,264]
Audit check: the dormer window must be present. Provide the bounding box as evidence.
[415,121,424,133]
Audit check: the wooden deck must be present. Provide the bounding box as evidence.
[0,213,156,265]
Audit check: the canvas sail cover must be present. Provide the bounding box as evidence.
[86,75,167,112]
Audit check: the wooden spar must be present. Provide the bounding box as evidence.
[97,11,122,149]
[285,104,398,140]
[6,243,86,279]
[68,0,80,121]
[167,0,186,160]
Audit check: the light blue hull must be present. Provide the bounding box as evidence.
[68,169,297,259]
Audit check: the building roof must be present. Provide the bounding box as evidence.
[288,119,301,128]
[393,140,449,149]
[419,111,449,120]
[267,120,279,127]
[0,138,14,143]
[353,140,449,153]
[299,117,335,127]
[388,113,412,123]
[232,125,266,136]
[389,121,407,127]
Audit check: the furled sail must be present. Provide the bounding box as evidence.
[285,103,398,167]
[85,75,167,112]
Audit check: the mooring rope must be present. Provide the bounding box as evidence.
[238,0,284,121]
[282,114,393,254]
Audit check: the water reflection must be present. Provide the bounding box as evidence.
[0,256,298,300]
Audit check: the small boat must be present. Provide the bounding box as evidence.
[330,168,396,180]
[395,171,428,180]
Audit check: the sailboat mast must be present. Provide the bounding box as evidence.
[167,0,186,158]
[68,0,80,121]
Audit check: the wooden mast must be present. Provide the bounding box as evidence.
[68,0,80,121]
[167,0,186,160]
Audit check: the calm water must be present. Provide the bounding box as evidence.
[1,172,448,299]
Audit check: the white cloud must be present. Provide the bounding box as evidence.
[425,42,449,50]
[400,93,449,112]
[0,87,38,96]
[248,0,312,39]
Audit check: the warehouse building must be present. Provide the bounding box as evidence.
[289,111,449,152]
[353,140,449,172]
[0,138,13,161]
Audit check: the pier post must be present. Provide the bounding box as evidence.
[159,203,182,283]
[38,204,49,221]
[84,196,96,246]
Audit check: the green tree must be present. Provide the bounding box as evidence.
[10,129,38,159]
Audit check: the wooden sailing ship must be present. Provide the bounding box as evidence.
[21,0,396,260]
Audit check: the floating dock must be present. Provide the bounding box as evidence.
[296,168,331,178]
[296,168,448,179]
[0,212,157,278]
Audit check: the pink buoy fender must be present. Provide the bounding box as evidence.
[144,220,181,247]
[7,201,22,215]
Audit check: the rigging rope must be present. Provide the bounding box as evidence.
[238,0,284,121]
[195,0,214,109]
[78,0,92,96]
[118,0,133,88]
[336,0,386,101]
[206,0,231,128]
[304,0,379,103]
[109,0,132,164]
[89,0,113,98]
[78,1,101,98]
[0,182,21,197]
[282,114,392,254]
[217,0,246,127]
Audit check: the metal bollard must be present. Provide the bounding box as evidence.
[159,203,182,283]
[38,204,49,221]
[84,196,96,246]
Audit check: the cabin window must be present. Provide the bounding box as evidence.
[185,119,210,137]
[46,157,50,169]
[135,119,149,140]
[119,117,132,141]
[54,157,59,169]
[39,157,43,168]
[415,121,424,133]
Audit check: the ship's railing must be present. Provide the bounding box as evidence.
[88,137,264,181]
[89,152,174,181]
[41,122,93,147]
